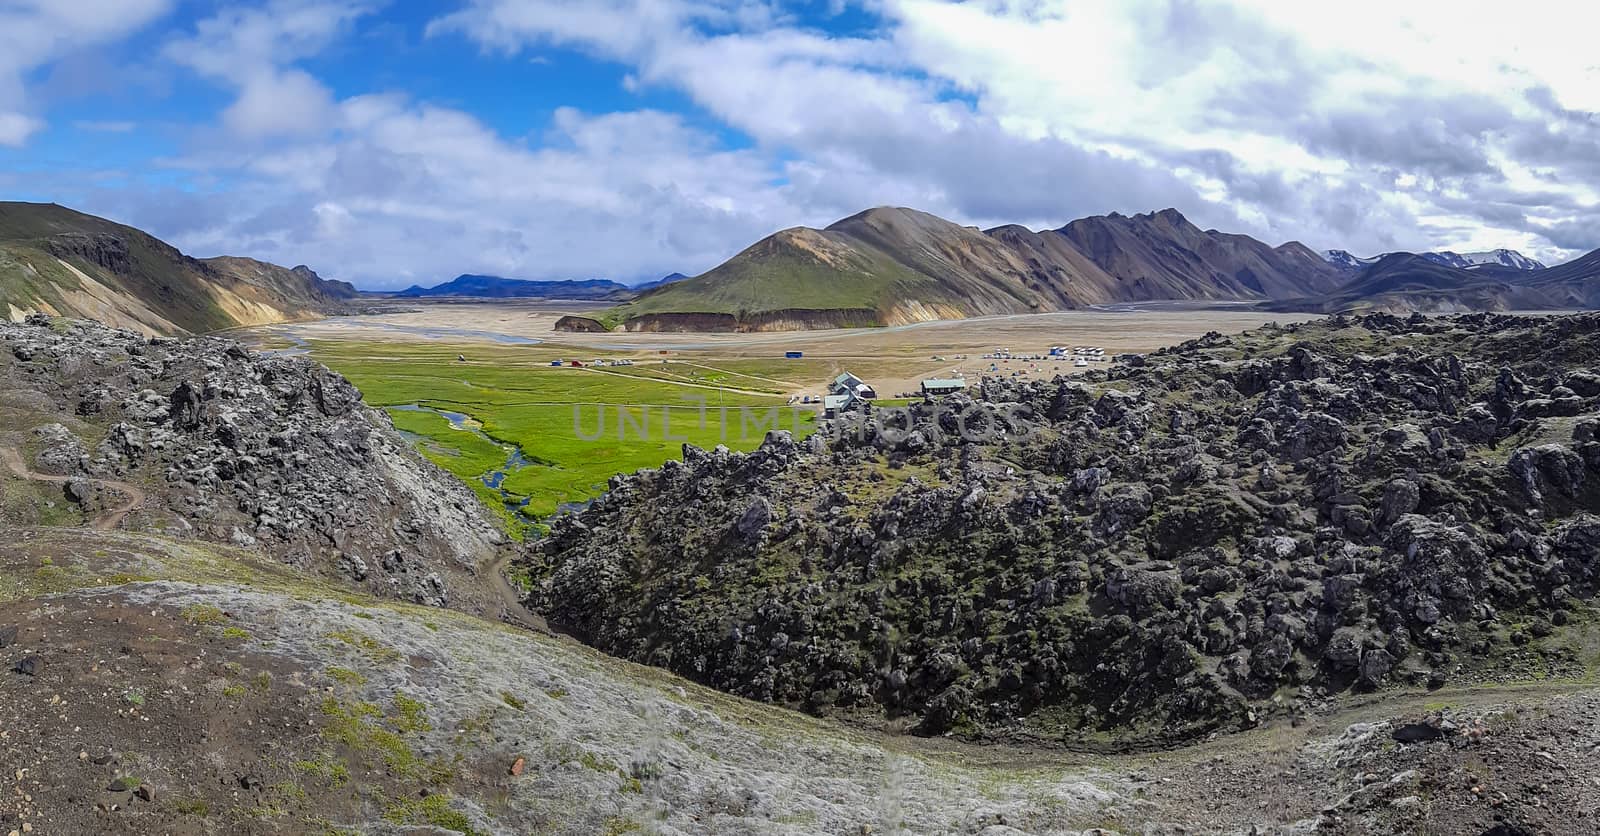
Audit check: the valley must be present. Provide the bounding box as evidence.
[8,5,1600,833]
[4,308,1600,835]
[241,301,1320,524]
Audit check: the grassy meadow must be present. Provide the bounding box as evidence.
[310,340,817,525]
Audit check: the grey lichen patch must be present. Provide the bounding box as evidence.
[107,579,1132,834]
[14,529,1130,833]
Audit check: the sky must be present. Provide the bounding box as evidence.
[1,0,1598,289]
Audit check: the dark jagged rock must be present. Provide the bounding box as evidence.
[521,313,1600,746]
[0,317,505,606]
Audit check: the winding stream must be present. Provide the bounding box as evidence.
[258,327,312,356]
[391,404,535,513]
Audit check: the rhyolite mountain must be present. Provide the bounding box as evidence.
[576,207,1352,332]
[0,201,357,336]
[395,274,635,300]
[1054,207,1347,301]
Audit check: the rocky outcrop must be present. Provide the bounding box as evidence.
[523,312,1600,745]
[0,315,504,605]
[552,314,609,332]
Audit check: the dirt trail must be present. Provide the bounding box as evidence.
[484,551,551,635]
[0,446,145,531]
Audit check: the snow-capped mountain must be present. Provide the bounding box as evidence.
[1322,249,1379,270]
[1421,249,1546,271]
[1323,248,1545,271]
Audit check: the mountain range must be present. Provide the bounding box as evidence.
[4,200,1595,336]
[569,206,1598,331]
[0,201,357,335]
[1323,248,1546,271]
[582,207,1356,331]
[396,274,635,300]
[394,271,693,299]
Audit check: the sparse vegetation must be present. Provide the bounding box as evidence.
[181,603,227,625]
[383,793,481,835]
[324,628,402,662]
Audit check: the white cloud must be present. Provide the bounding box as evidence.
[131,97,803,287]
[165,0,378,139]
[40,0,1600,286]
[0,111,44,146]
[222,69,338,138]
[72,120,138,133]
[0,0,173,143]
[429,0,1600,264]
[882,0,1600,257]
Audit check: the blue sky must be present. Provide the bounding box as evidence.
[2,1,1598,289]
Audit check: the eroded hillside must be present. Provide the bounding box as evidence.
[0,202,359,336]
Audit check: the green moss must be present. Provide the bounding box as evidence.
[222,684,246,698]
[319,696,451,783]
[392,693,432,733]
[221,626,250,640]
[326,667,367,686]
[268,782,308,804]
[500,691,526,710]
[181,604,227,625]
[294,758,351,788]
[173,798,210,816]
[324,628,402,662]
[383,794,481,835]
[601,816,643,836]
[578,749,617,773]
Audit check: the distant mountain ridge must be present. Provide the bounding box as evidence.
[1323,248,1546,271]
[396,274,635,300]
[1279,249,1600,314]
[632,272,690,291]
[0,201,356,336]
[577,206,1349,332]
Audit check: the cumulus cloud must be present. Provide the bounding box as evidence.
[0,0,173,144]
[0,112,44,146]
[23,0,1600,285]
[882,0,1600,259]
[117,98,802,286]
[432,0,1600,263]
[164,0,377,138]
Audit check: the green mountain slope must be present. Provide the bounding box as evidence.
[578,206,1347,332]
[0,201,356,335]
[589,207,1115,331]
